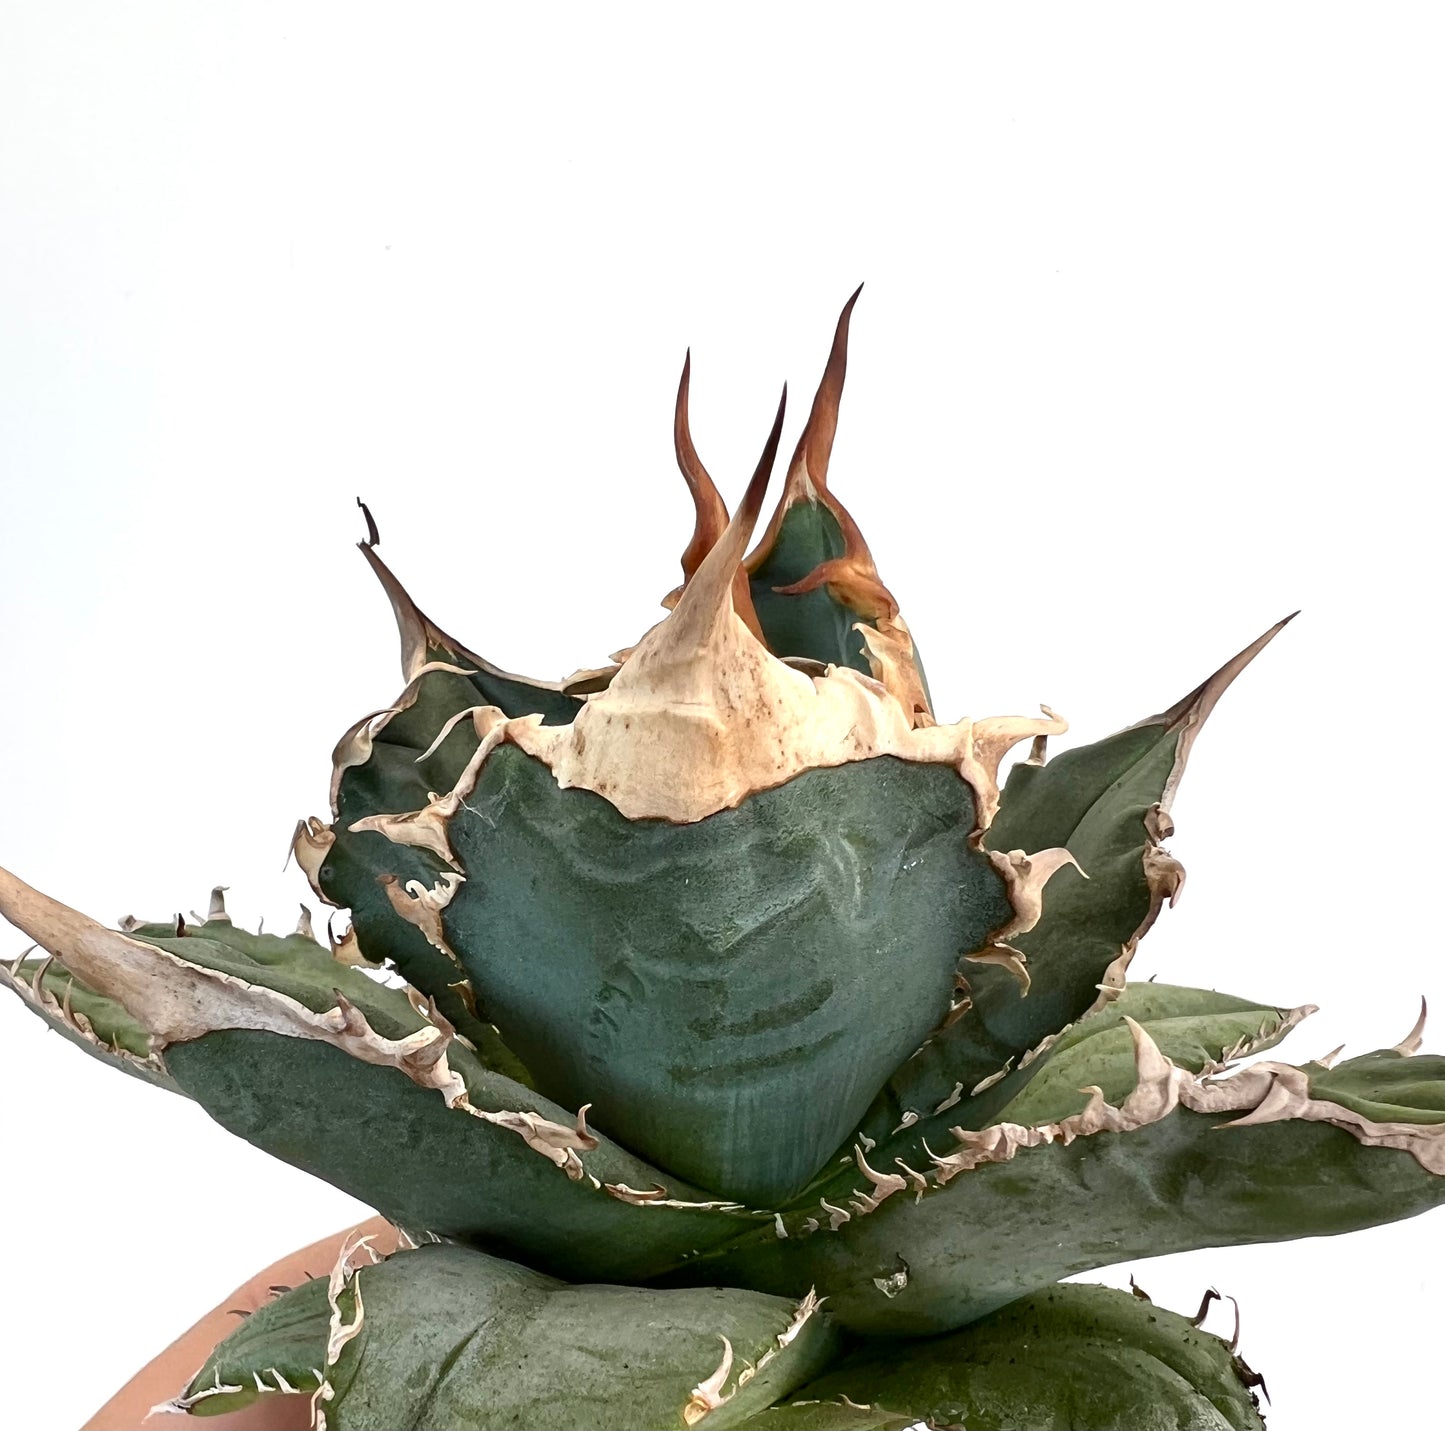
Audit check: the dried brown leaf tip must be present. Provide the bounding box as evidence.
[673,351,730,589]
[1140,612,1298,812]
[664,351,768,643]
[746,287,874,595]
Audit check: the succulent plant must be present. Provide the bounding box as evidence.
[3,293,1442,1431]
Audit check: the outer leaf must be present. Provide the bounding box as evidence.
[306,534,583,1057]
[170,1274,330,1417]
[1308,1045,1445,1123]
[994,981,1314,1127]
[170,1031,757,1282]
[122,914,461,1044]
[321,1242,836,1431]
[667,1028,1445,1335]
[793,981,1311,1213]
[857,618,1293,1143]
[791,1283,1265,1431]
[0,869,763,1282]
[0,954,175,1091]
[442,744,1011,1204]
[358,534,586,723]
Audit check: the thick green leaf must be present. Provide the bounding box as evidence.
[0,881,764,1281]
[1309,1047,1445,1123]
[323,1243,836,1431]
[1,955,176,1091]
[993,982,1308,1127]
[665,1046,1445,1334]
[786,983,1307,1224]
[442,745,1011,1204]
[174,1275,329,1417]
[138,920,765,1281]
[792,1283,1265,1431]
[169,1030,758,1282]
[855,622,1289,1145]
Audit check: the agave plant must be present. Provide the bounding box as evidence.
[3,293,1442,1431]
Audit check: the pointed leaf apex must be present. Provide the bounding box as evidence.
[663,357,769,642]
[1158,613,1295,730]
[742,385,788,528]
[785,285,861,501]
[1136,613,1297,811]
[747,290,863,564]
[666,385,786,640]
[672,348,731,589]
[741,292,927,711]
[359,541,450,682]
[357,539,572,705]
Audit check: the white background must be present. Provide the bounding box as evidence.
[1,6,1441,1428]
